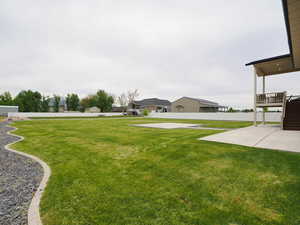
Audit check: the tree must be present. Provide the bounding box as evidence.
[80,95,95,112]
[41,96,50,112]
[0,92,14,105]
[107,95,114,112]
[228,107,235,113]
[95,90,114,112]
[96,90,108,112]
[66,94,71,111]
[53,95,61,112]
[117,93,128,113]
[127,89,139,104]
[79,91,114,112]
[241,108,254,113]
[14,90,42,112]
[66,93,80,111]
[126,89,140,110]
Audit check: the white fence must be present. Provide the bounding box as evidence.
[148,112,282,122]
[7,112,282,122]
[8,112,123,118]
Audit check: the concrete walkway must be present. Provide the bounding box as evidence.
[134,123,200,129]
[199,124,300,153]
[133,123,228,130]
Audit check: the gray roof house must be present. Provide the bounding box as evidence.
[130,98,171,112]
[171,97,222,112]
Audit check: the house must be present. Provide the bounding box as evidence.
[112,106,127,112]
[129,98,171,112]
[49,97,66,112]
[85,106,100,113]
[246,0,300,130]
[0,105,18,116]
[171,97,221,112]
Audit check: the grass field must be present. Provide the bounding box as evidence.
[11,118,300,225]
[0,116,5,122]
[29,115,130,120]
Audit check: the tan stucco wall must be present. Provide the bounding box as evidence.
[171,97,218,112]
[171,98,201,112]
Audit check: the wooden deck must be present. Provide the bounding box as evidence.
[256,92,286,108]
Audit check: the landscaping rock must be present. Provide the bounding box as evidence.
[0,121,43,225]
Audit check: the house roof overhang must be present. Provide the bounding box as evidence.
[246,0,300,76]
[246,54,300,76]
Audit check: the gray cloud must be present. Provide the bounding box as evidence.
[1,0,299,108]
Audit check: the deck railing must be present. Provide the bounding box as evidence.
[256,92,286,106]
[287,95,300,102]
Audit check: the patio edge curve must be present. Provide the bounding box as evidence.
[5,124,51,225]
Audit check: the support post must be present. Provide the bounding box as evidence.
[262,75,265,125]
[254,67,257,126]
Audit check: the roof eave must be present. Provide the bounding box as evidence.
[245,54,291,66]
[246,0,295,68]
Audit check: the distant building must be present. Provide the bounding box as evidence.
[0,105,19,116]
[49,97,66,112]
[129,98,171,112]
[85,106,101,113]
[171,97,222,112]
[112,106,127,112]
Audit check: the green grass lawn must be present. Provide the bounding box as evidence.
[11,118,300,225]
[29,115,131,120]
[0,116,5,121]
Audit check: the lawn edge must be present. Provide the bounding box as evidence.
[5,124,51,225]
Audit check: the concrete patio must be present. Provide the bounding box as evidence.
[200,124,300,153]
[134,123,200,129]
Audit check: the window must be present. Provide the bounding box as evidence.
[176,105,184,112]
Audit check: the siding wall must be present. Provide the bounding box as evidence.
[171,98,200,112]
[0,106,19,116]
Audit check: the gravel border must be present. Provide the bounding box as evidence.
[0,121,50,225]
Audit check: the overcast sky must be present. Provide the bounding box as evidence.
[1,0,299,108]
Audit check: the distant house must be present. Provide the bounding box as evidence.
[85,106,100,113]
[112,106,126,112]
[171,97,221,112]
[49,97,66,112]
[129,98,171,112]
[0,105,18,116]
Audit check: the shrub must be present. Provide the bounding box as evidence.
[143,109,149,116]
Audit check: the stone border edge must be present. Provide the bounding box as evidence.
[4,124,51,225]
